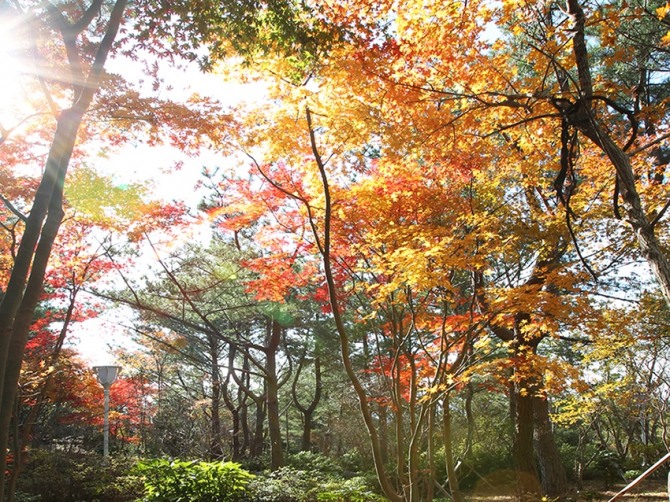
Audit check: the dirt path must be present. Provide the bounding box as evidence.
[462,479,669,501]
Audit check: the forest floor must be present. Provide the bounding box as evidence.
[463,477,669,500]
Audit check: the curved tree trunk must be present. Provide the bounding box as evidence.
[292,355,322,452]
[305,108,404,502]
[222,345,242,460]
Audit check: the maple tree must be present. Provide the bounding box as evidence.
[191,1,660,499]
[204,90,488,500]
[5,218,113,497]
[0,0,263,494]
[553,292,670,485]
[1,108,196,499]
[0,2,130,496]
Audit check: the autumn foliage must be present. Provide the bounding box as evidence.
[4,0,670,501]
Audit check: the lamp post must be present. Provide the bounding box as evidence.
[93,365,120,459]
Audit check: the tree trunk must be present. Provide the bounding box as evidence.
[239,378,250,457]
[534,395,568,497]
[292,355,322,452]
[207,334,224,459]
[266,318,284,470]
[426,406,436,502]
[305,108,404,502]
[378,403,389,464]
[564,0,670,307]
[513,382,541,500]
[0,111,76,493]
[443,395,464,502]
[511,327,542,500]
[251,392,266,458]
[8,292,77,496]
[222,346,241,460]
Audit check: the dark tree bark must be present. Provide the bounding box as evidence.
[291,354,322,452]
[265,318,284,470]
[239,356,251,456]
[207,333,224,459]
[533,395,568,497]
[222,345,247,460]
[560,0,670,307]
[510,327,542,501]
[7,288,78,499]
[474,248,568,500]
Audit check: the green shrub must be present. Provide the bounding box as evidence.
[12,492,42,502]
[286,452,338,475]
[16,450,142,502]
[247,466,385,502]
[248,467,323,502]
[134,458,254,502]
[315,477,385,502]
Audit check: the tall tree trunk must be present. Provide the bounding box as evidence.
[0,111,74,496]
[251,392,266,458]
[533,395,568,497]
[393,359,408,497]
[511,327,541,500]
[8,292,77,496]
[378,403,389,464]
[207,334,224,459]
[266,318,284,470]
[443,394,464,502]
[239,373,250,457]
[512,379,541,500]
[222,346,237,459]
[426,406,436,502]
[305,108,404,502]
[463,382,475,461]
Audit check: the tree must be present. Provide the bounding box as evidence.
[198,2,637,498]
[6,218,114,499]
[101,238,303,467]
[0,2,129,496]
[554,291,670,484]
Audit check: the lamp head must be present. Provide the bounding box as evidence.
[93,365,121,387]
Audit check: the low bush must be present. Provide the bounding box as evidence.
[315,477,385,502]
[246,453,383,502]
[16,450,142,502]
[248,467,323,502]
[133,458,254,502]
